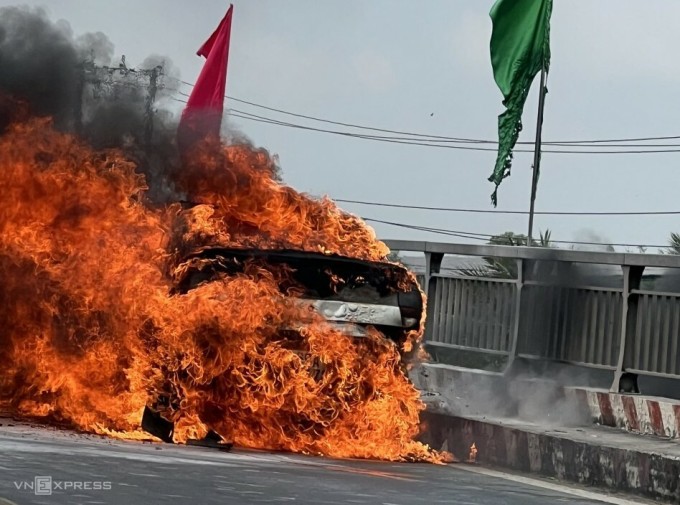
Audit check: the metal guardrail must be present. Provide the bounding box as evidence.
[387,240,680,391]
[429,275,515,354]
[628,290,680,377]
[518,284,622,369]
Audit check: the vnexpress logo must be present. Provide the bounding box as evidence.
[12,476,52,496]
[34,476,52,496]
[13,476,112,495]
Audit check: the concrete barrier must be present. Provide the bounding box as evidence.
[566,387,680,439]
[420,412,680,503]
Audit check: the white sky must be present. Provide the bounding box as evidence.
[3,0,680,251]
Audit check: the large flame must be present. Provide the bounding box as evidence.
[0,116,446,463]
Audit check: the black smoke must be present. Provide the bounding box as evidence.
[0,6,182,203]
[0,6,80,129]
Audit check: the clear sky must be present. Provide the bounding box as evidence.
[3,0,680,251]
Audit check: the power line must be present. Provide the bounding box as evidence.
[169,77,680,148]
[366,219,491,243]
[226,110,517,152]
[335,198,680,216]
[168,85,680,153]
[224,108,513,152]
[170,82,490,144]
[171,92,505,151]
[362,217,669,250]
[224,108,680,154]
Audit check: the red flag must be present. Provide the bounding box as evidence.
[179,4,233,145]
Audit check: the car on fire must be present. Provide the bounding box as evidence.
[141,243,424,445]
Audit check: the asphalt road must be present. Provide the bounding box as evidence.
[0,422,631,505]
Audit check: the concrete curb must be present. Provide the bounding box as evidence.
[420,412,680,504]
[566,387,680,440]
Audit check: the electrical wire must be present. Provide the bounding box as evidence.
[168,77,680,148]
[334,198,680,216]
[362,217,669,249]
[167,84,680,153]
[224,108,680,154]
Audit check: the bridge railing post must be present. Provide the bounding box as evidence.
[611,265,644,392]
[504,258,524,374]
[423,252,444,343]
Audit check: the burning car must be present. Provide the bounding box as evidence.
[0,117,443,462]
[141,201,425,446]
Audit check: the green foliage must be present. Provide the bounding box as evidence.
[664,232,680,255]
[461,229,552,279]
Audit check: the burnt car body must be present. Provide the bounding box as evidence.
[142,247,424,445]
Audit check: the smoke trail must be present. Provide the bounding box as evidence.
[0,6,188,202]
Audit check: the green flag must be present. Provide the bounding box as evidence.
[489,0,552,205]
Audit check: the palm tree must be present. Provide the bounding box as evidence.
[538,229,552,248]
[664,232,680,255]
[461,229,553,279]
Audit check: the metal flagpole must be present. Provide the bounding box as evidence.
[527,67,547,246]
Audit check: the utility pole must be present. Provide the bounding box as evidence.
[144,66,161,146]
[76,55,163,146]
[73,61,87,135]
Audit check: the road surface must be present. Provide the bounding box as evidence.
[0,421,639,505]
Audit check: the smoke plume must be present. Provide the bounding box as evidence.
[0,6,203,203]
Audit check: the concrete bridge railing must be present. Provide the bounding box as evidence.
[385,240,680,393]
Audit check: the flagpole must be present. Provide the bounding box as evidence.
[527,66,547,246]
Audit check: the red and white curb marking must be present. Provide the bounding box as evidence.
[566,387,680,439]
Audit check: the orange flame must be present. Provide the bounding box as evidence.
[468,443,478,463]
[0,117,447,463]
